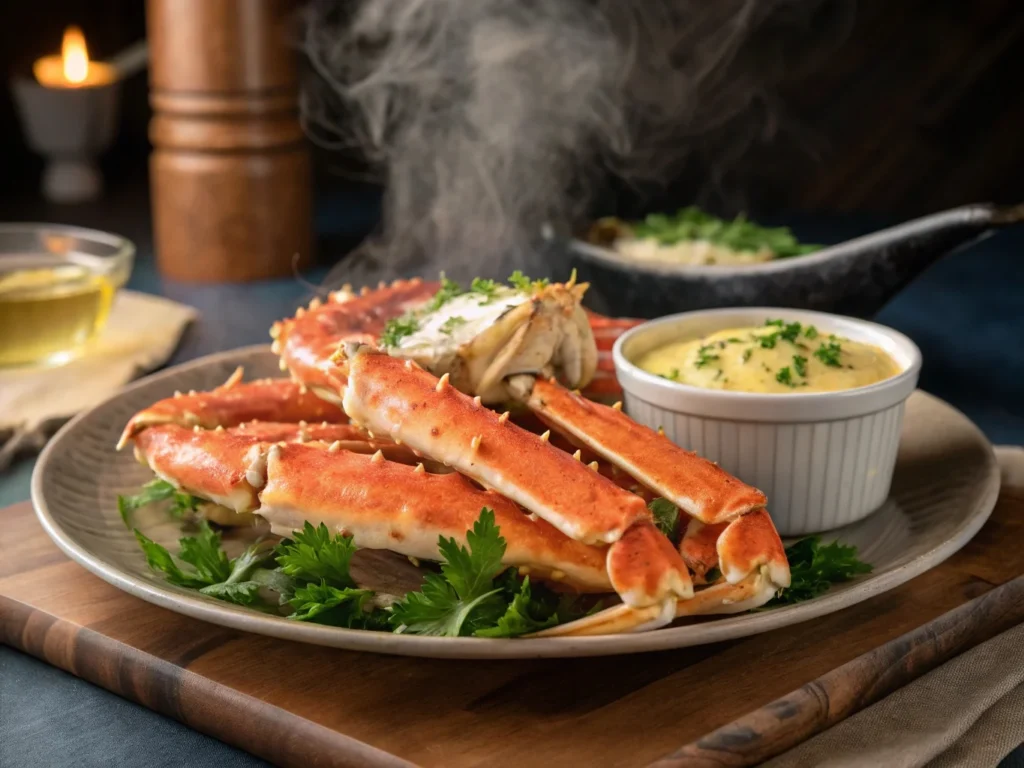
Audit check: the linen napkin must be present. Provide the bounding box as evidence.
[0,290,196,470]
[764,445,1024,768]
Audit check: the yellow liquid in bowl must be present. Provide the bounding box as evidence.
[0,258,117,367]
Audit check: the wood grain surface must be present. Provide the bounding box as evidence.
[2,489,1023,768]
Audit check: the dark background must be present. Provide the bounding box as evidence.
[2,0,1023,259]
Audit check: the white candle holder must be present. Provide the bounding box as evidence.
[10,75,123,204]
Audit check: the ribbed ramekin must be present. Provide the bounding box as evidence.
[612,308,922,536]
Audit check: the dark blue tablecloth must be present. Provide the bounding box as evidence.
[1,209,1022,768]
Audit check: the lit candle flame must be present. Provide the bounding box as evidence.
[61,26,90,84]
[32,24,115,88]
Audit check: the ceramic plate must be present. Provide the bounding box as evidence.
[31,346,1000,659]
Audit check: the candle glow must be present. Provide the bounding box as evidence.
[33,25,116,88]
[62,26,90,84]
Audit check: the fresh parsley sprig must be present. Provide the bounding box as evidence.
[766,536,873,606]
[118,479,204,527]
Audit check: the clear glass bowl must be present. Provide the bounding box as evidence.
[0,223,135,367]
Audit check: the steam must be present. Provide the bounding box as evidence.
[300,0,855,286]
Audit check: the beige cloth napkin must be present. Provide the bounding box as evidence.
[0,289,196,470]
[764,445,1024,768]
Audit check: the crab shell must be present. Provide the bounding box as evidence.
[273,278,610,406]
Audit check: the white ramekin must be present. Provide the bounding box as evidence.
[612,307,922,536]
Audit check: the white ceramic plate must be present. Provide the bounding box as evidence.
[31,346,1001,659]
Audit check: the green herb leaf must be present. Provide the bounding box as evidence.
[469,277,500,304]
[133,530,210,589]
[474,576,560,638]
[199,580,264,606]
[390,508,510,637]
[287,581,385,627]
[177,521,232,584]
[767,537,873,606]
[508,270,550,293]
[695,345,720,369]
[793,355,808,378]
[648,498,681,542]
[275,522,358,588]
[804,325,819,339]
[379,314,419,347]
[117,479,203,527]
[814,339,843,368]
[659,368,681,381]
[775,366,795,387]
[439,316,467,336]
[425,274,464,312]
[742,348,753,363]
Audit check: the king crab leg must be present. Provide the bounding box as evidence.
[117,367,348,449]
[336,344,693,612]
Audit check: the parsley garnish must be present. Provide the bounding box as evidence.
[793,355,808,378]
[629,207,820,258]
[648,498,681,543]
[766,536,873,606]
[695,345,720,369]
[508,270,550,293]
[118,479,203,527]
[469,278,500,304]
[276,521,358,587]
[659,368,680,381]
[804,325,819,339]
[439,316,467,336]
[814,339,843,368]
[742,348,753,363]
[390,508,507,636]
[379,314,419,347]
[425,274,464,312]
[776,366,796,387]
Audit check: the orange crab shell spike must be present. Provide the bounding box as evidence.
[117,375,348,449]
[257,443,613,593]
[679,518,729,581]
[525,378,767,525]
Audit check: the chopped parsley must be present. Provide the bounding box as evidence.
[742,348,753,363]
[469,278,500,304]
[439,316,467,336]
[793,355,808,378]
[508,270,550,293]
[695,345,720,369]
[775,366,796,387]
[659,368,681,381]
[629,207,820,258]
[425,274,465,312]
[814,339,843,368]
[379,314,419,347]
[804,325,819,339]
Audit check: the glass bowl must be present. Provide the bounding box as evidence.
[0,223,135,367]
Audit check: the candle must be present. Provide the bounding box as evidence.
[33,26,116,89]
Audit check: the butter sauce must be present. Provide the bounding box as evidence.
[636,319,900,394]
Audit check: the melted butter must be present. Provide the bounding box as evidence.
[615,237,774,266]
[636,323,901,394]
[0,259,116,367]
[395,287,530,356]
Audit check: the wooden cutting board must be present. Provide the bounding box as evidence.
[2,492,1023,768]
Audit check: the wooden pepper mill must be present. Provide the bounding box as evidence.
[146,0,312,282]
